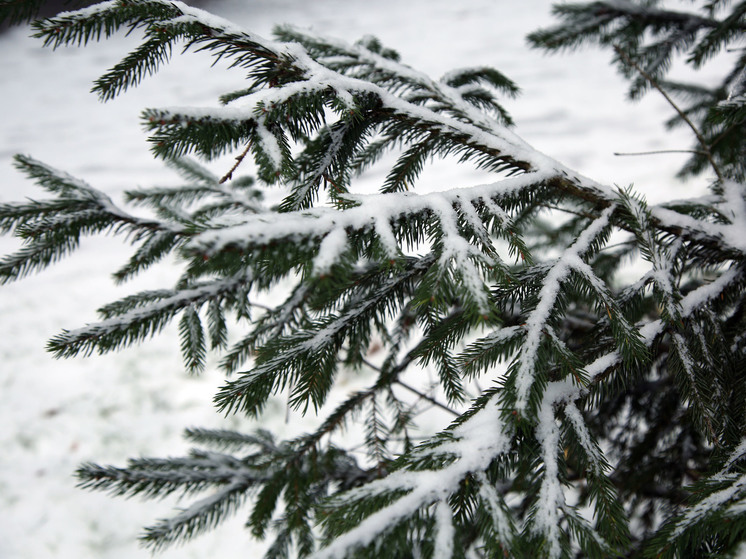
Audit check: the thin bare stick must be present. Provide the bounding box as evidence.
[613,45,723,182]
[614,149,706,157]
[220,140,253,184]
[539,203,597,219]
[247,299,273,312]
[394,379,460,417]
[360,356,459,416]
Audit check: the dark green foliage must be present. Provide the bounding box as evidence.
[2,1,746,558]
[76,429,372,555]
[528,0,746,181]
[0,0,44,26]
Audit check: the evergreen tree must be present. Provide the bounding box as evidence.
[1,0,745,557]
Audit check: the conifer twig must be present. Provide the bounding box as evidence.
[613,45,724,182]
[360,357,459,416]
[614,149,706,157]
[394,379,460,417]
[539,203,597,219]
[219,141,253,184]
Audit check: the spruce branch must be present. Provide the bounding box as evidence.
[220,140,253,184]
[1,1,745,556]
[613,44,725,182]
[360,356,459,417]
[394,379,460,418]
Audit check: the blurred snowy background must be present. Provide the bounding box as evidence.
[0,0,724,557]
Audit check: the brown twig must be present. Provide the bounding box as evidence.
[220,140,253,184]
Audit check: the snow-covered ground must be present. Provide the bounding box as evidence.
[0,1,721,557]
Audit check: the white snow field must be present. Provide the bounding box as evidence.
[0,0,725,557]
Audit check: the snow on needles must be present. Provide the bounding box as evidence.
[3,0,744,557]
[191,169,558,312]
[312,400,510,559]
[534,381,578,559]
[513,205,615,411]
[584,265,742,382]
